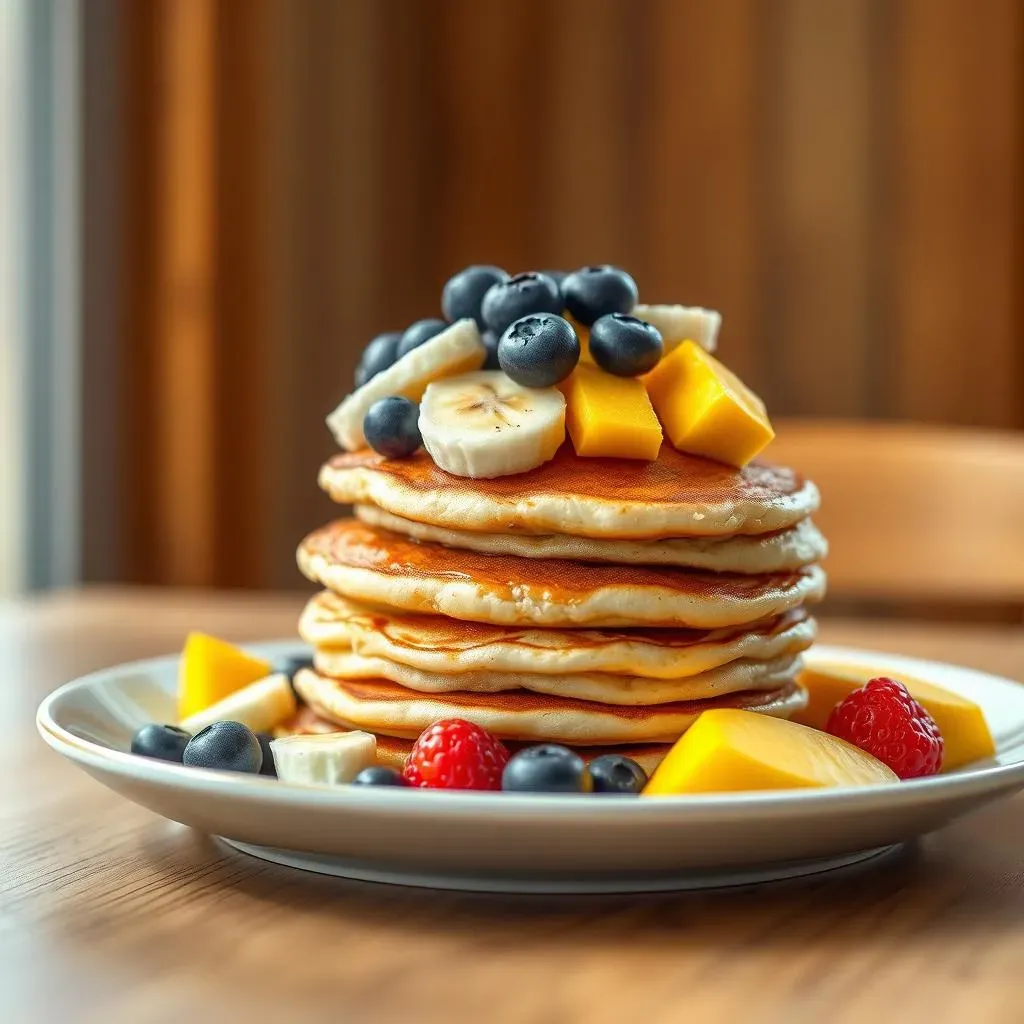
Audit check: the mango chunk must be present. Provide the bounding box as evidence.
[644,341,774,468]
[642,708,898,795]
[793,663,995,771]
[178,632,273,720]
[561,363,662,461]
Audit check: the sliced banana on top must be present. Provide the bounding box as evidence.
[631,304,721,355]
[179,673,297,735]
[327,319,486,451]
[419,370,566,479]
[270,730,377,787]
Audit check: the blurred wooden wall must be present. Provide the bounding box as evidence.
[89,0,1023,589]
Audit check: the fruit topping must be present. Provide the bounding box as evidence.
[327,319,486,451]
[419,370,566,479]
[402,718,509,790]
[588,313,663,377]
[354,331,402,387]
[501,744,594,793]
[481,330,501,369]
[497,313,580,388]
[363,395,422,458]
[588,754,647,795]
[644,340,774,468]
[541,269,567,291]
[255,732,278,776]
[631,304,721,354]
[352,765,411,787]
[826,677,944,779]
[270,730,377,786]
[481,272,563,336]
[561,265,638,326]
[794,663,993,771]
[179,673,297,735]
[130,723,191,763]
[397,318,448,359]
[643,709,898,796]
[182,721,264,774]
[442,265,508,328]
[178,632,272,720]
[561,363,661,461]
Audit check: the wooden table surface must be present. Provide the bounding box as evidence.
[4,588,1024,1024]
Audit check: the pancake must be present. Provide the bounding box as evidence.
[356,506,827,573]
[297,519,827,628]
[274,706,672,773]
[320,445,819,540]
[294,669,808,744]
[300,592,817,680]
[313,644,803,704]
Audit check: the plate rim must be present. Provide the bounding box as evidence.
[36,641,1024,821]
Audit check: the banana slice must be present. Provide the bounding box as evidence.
[179,673,297,735]
[419,370,566,479]
[327,319,486,451]
[270,731,377,787]
[632,304,721,354]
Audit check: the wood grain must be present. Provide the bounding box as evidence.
[5,589,1024,1023]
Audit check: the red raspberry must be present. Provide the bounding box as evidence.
[826,676,944,779]
[403,719,509,790]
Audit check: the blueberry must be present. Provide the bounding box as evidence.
[182,721,263,774]
[498,314,580,388]
[481,272,563,336]
[442,265,508,328]
[255,732,278,777]
[397,318,447,359]
[354,331,401,387]
[588,754,647,795]
[589,314,663,377]
[275,654,314,682]
[541,269,568,292]
[352,766,410,786]
[481,330,501,370]
[363,396,422,458]
[502,744,593,793]
[130,723,191,763]
[561,265,638,326]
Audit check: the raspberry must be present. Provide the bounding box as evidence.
[826,677,944,779]
[403,719,509,790]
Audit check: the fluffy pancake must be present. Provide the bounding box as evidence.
[300,592,817,680]
[313,645,803,705]
[294,669,808,744]
[320,445,819,540]
[297,519,827,628]
[355,506,827,573]
[274,706,672,773]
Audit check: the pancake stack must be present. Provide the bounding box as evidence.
[293,443,827,771]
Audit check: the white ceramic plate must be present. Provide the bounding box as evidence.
[37,643,1024,893]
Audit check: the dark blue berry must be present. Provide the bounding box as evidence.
[589,314,663,377]
[481,272,563,336]
[481,330,501,370]
[275,654,314,681]
[502,744,593,793]
[130,723,191,763]
[561,265,638,326]
[442,266,508,328]
[588,754,647,795]
[498,314,580,388]
[355,331,401,387]
[363,396,422,458]
[397,318,447,359]
[541,269,568,292]
[182,721,263,774]
[352,766,410,786]
[255,733,278,777]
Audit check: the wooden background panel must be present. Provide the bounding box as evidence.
[92,0,1023,590]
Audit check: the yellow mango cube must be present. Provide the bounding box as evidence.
[792,663,995,771]
[178,632,273,720]
[644,341,774,467]
[561,364,662,461]
[642,709,898,796]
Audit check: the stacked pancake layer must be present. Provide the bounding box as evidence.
[294,445,827,768]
